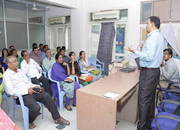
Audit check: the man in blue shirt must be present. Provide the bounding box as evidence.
[127,16,165,130]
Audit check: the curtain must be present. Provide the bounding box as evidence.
[97,22,115,75]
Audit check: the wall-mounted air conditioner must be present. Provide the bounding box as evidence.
[91,10,120,21]
[48,16,70,25]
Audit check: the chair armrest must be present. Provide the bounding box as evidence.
[50,79,63,91]
[96,64,102,70]
[48,69,63,91]
[13,94,26,107]
[96,59,104,72]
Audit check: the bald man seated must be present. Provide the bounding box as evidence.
[3,56,70,129]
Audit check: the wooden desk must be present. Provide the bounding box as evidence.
[77,70,139,130]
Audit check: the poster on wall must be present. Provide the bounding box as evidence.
[115,24,126,54]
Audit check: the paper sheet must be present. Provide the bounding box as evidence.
[104,92,120,99]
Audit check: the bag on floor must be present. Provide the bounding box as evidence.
[157,100,180,116]
[151,112,180,130]
[163,89,180,101]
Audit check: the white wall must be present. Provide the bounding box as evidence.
[46,7,71,17]
[71,0,142,56]
[71,0,88,54]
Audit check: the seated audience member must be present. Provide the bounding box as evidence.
[39,43,45,61]
[10,49,23,67]
[3,56,70,128]
[79,51,101,76]
[40,46,46,62]
[30,43,38,57]
[79,51,94,71]
[51,53,80,111]
[42,49,55,73]
[30,47,41,65]
[21,50,52,96]
[160,48,179,87]
[0,72,4,107]
[43,45,49,50]
[0,48,9,70]
[56,46,61,54]
[8,45,15,53]
[69,52,80,75]
[69,51,93,85]
[59,48,70,63]
[62,46,66,51]
[39,44,43,51]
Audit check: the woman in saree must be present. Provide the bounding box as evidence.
[51,53,80,111]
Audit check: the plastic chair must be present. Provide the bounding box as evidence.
[88,57,105,80]
[48,69,65,111]
[88,57,104,74]
[4,93,44,130]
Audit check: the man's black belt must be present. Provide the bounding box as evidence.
[141,67,159,70]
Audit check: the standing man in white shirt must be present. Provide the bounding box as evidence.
[3,56,70,129]
[127,16,165,130]
[20,50,52,96]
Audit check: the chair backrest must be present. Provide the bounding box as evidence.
[88,57,96,66]
[48,68,61,87]
[88,57,104,73]
[173,57,180,83]
[48,69,54,82]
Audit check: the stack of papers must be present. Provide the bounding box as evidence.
[79,74,89,80]
[86,68,96,72]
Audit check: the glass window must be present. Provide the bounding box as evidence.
[28,5,45,47]
[0,0,3,20]
[6,22,28,49]
[28,5,45,25]
[5,0,27,23]
[141,2,152,23]
[120,9,128,19]
[29,24,45,47]
[0,21,5,49]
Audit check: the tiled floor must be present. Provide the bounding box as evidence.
[2,103,136,130]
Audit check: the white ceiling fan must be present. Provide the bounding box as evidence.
[31,0,50,12]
